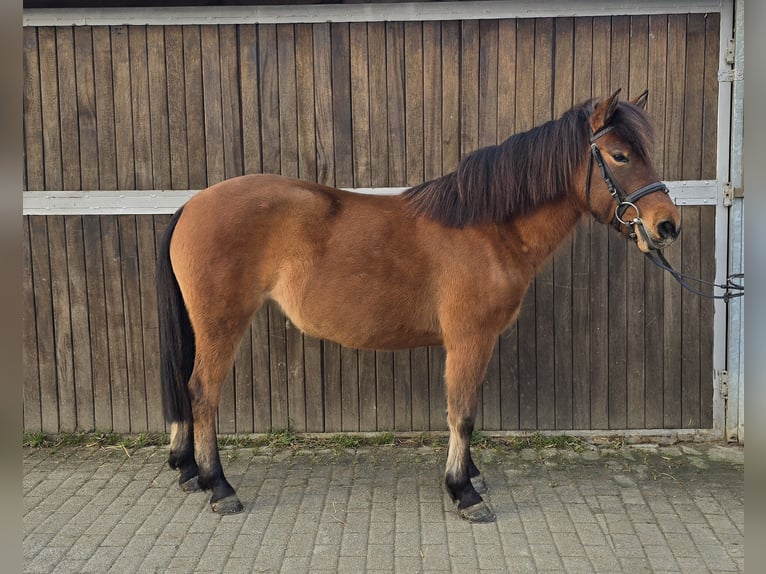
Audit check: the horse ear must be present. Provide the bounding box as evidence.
[631,90,649,110]
[590,88,621,133]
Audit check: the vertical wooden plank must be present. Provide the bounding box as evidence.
[515,18,536,429]
[219,24,243,180]
[38,27,62,191]
[680,14,706,429]
[662,15,686,428]
[341,350,360,433]
[367,21,393,430]
[314,23,335,187]
[47,216,75,431]
[406,21,429,431]
[201,25,225,187]
[29,217,59,432]
[118,216,148,432]
[129,26,152,190]
[92,27,117,191]
[460,18,482,428]
[571,18,593,430]
[240,24,262,175]
[586,16,611,429]
[497,19,518,430]
[24,28,44,191]
[626,15,649,429]
[348,23,376,427]
[441,21,460,173]
[680,207,702,428]
[350,22,378,431]
[278,23,307,432]
[312,22,339,432]
[553,17,574,430]
[477,19,501,430]
[238,24,268,432]
[701,13,720,181]
[368,22,388,187]
[65,216,94,430]
[532,18,556,431]
[644,14,668,427]
[23,218,42,431]
[295,23,323,432]
[183,25,207,189]
[296,23,318,183]
[136,215,164,432]
[416,21,443,431]
[380,20,409,421]
[147,26,171,189]
[699,13,719,428]
[386,21,406,186]
[350,22,371,187]
[111,26,136,190]
[74,27,99,191]
[257,24,288,431]
[385,21,411,431]
[165,26,189,188]
[606,16,630,430]
[82,217,113,431]
[56,27,81,190]
[101,215,130,432]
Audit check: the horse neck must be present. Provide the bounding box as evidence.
[506,194,587,267]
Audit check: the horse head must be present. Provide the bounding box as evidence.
[583,89,681,252]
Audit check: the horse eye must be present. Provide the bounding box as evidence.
[612,152,629,164]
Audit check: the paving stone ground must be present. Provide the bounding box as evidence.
[23,440,743,573]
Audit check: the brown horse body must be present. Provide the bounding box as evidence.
[158,90,680,521]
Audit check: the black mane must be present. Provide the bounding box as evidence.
[402,99,654,227]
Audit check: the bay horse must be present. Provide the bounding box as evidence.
[157,89,680,522]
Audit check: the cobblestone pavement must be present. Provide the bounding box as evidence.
[23,440,743,573]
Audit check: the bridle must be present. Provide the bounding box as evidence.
[585,125,669,250]
[585,124,744,302]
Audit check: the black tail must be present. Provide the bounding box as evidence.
[157,206,195,425]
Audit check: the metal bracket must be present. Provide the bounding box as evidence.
[724,37,736,65]
[718,68,743,82]
[722,182,734,207]
[719,370,729,399]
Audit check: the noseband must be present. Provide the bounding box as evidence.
[585,125,670,250]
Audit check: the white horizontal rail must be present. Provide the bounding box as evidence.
[23,0,724,27]
[22,180,719,215]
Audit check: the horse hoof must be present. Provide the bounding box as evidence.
[211,495,244,515]
[458,501,496,523]
[180,476,201,493]
[471,474,488,494]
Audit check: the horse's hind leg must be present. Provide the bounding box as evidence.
[189,332,248,514]
[169,421,200,492]
[444,340,497,523]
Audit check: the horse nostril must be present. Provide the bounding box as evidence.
[657,220,679,240]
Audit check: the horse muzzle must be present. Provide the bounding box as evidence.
[633,216,680,252]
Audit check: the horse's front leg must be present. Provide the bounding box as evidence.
[189,368,244,515]
[444,340,496,523]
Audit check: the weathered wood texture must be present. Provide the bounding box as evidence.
[23,16,719,432]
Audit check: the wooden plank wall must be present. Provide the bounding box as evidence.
[23,14,720,433]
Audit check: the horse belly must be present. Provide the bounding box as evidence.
[271,277,441,351]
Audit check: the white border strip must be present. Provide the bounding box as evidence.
[22,181,719,215]
[23,0,724,27]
